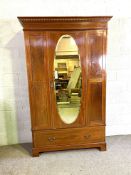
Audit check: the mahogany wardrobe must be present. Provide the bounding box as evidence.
[18,16,112,156]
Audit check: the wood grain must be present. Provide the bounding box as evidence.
[33,126,105,147]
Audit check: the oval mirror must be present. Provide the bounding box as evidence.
[54,35,82,124]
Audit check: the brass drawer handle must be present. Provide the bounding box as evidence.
[84,134,91,139]
[48,137,56,142]
[53,137,56,140]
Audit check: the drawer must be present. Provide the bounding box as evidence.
[33,126,105,148]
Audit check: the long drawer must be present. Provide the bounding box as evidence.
[33,126,105,148]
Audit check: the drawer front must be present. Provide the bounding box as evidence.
[33,126,105,148]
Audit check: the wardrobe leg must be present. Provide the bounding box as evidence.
[99,143,106,151]
[32,149,39,157]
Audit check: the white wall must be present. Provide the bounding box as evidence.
[0,0,131,145]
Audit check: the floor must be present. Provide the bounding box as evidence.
[0,135,131,175]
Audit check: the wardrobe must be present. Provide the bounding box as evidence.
[18,16,112,156]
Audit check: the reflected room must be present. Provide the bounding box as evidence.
[54,35,82,124]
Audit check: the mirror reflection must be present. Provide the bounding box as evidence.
[54,35,82,124]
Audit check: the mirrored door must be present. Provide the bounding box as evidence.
[48,32,87,128]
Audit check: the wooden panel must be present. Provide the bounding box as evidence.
[87,82,103,125]
[33,126,105,148]
[29,34,47,82]
[87,30,104,78]
[24,32,51,129]
[84,30,106,126]
[31,82,51,129]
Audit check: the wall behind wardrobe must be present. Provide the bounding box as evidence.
[0,0,131,145]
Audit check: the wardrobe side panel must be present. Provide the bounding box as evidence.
[24,32,51,130]
[86,30,106,126]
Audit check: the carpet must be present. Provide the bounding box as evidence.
[0,135,131,175]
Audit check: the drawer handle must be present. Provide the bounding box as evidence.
[48,137,56,142]
[84,134,91,139]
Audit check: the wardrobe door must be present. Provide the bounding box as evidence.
[86,30,107,126]
[24,32,51,130]
[47,31,87,129]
